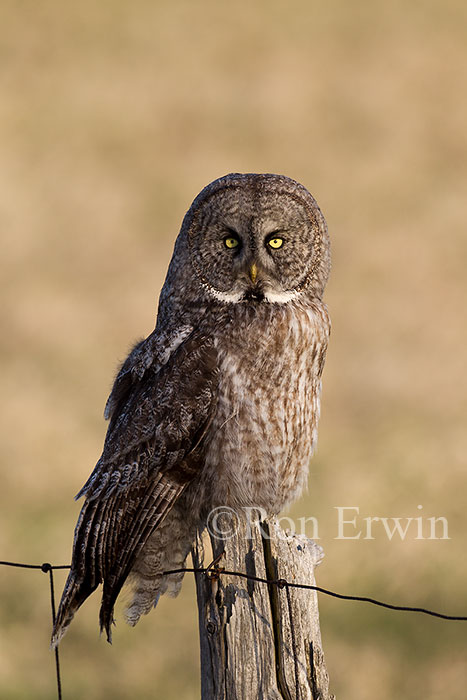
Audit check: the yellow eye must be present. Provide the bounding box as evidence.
[224,236,240,249]
[267,237,284,249]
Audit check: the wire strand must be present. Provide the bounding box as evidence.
[164,566,467,621]
[0,561,64,699]
[42,564,63,700]
[0,561,70,570]
[1,559,467,621]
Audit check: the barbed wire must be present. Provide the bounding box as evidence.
[165,565,467,621]
[0,560,66,700]
[1,558,466,700]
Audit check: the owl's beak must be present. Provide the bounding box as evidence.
[244,262,264,302]
[249,263,258,285]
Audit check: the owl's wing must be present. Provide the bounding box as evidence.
[52,330,217,646]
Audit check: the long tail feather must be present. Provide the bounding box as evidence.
[51,574,98,648]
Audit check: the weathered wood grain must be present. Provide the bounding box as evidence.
[192,512,334,700]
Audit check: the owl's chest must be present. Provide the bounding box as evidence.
[204,303,328,510]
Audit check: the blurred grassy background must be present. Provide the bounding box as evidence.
[1,0,467,697]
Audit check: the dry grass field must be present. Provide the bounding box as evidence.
[1,1,467,698]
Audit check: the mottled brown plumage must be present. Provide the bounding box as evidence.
[52,173,331,646]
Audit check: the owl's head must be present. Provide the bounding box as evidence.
[175,173,330,307]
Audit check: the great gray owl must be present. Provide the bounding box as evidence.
[51,173,331,646]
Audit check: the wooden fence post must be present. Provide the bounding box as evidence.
[192,511,334,699]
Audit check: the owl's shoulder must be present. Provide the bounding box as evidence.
[104,324,194,423]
